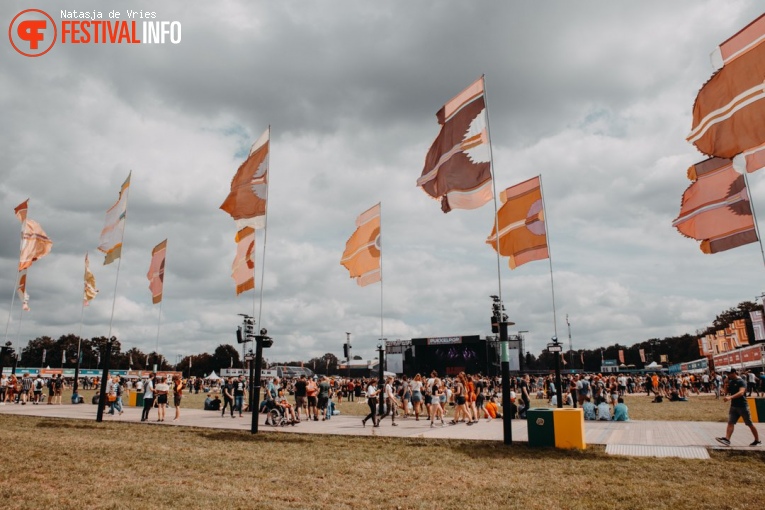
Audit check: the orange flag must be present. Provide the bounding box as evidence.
[19,219,52,271]
[231,227,255,295]
[672,157,757,253]
[220,128,269,230]
[486,176,548,269]
[341,204,381,287]
[147,240,167,304]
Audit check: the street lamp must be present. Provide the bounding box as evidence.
[251,328,273,435]
[490,295,515,445]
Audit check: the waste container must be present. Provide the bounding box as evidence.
[134,391,145,408]
[741,397,765,423]
[552,408,586,449]
[526,408,555,447]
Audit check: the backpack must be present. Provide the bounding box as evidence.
[54,378,62,389]
[35,379,43,390]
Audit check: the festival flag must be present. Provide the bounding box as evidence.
[417,77,492,213]
[231,227,255,295]
[98,172,131,265]
[83,253,98,306]
[618,349,625,364]
[750,310,765,341]
[18,219,53,271]
[17,271,30,311]
[560,352,567,366]
[61,351,66,365]
[220,128,269,230]
[660,354,668,363]
[129,353,133,366]
[639,348,646,363]
[147,239,167,304]
[340,203,381,287]
[672,157,757,253]
[14,199,28,223]
[580,351,584,365]
[189,356,192,370]
[42,349,46,364]
[486,176,549,269]
[688,14,765,159]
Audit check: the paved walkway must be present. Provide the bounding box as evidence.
[1,402,762,459]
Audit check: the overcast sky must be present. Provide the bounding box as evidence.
[2,1,764,364]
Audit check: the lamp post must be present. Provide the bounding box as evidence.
[345,332,351,379]
[251,329,273,434]
[96,337,113,422]
[377,342,386,417]
[548,336,563,409]
[491,294,515,445]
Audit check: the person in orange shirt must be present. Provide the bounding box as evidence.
[651,374,659,396]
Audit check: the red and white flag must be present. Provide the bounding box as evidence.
[231,227,255,295]
[17,271,30,311]
[19,219,52,271]
[147,240,167,304]
[417,77,492,213]
[98,172,131,265]
[639,348,646,363]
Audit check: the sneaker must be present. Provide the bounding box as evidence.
[392,422,398,426]
[751,440,762,447]
[715,437,731,446]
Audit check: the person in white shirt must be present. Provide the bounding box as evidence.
[382,377,399,426]
[596,397,611,421]
[362,379,380,428]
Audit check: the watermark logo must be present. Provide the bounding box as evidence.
[9,9,57,57]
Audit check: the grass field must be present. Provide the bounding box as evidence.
[1,412,764,510]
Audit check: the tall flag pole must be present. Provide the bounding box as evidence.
[539,174,559,340]
[220,127,270,324]
[96,171,131,422]
[147,239,168,356]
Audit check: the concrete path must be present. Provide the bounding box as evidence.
[1,402,762,459]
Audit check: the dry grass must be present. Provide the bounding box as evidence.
[1,413,764,510]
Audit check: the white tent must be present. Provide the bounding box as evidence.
[206,371,222,380]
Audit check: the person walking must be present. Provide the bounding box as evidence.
[155,376,170,422]
[233,375,246,417]
[140,373,156,422]
[172,375,183,421]
[362,379,380,428]
[716,368,761,447]
[383,376,399,426]
[221,377,235,418]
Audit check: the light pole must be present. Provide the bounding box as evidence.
[377,342,386,417]
[548,336,563,409]
[491,295,515,445]
[251,329,273,434]
[345,332,351,379]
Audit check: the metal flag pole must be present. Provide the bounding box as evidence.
[539,174,563,403]
[74,254,87,401]
[743,172,765,269]
[256,125,271,328]
[99,171,131,422]
[379,201,384,347]
[483,74,514,444]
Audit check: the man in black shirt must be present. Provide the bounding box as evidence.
[293,375,308,421]
[716,368,761,447]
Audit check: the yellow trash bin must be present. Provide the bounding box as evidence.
[552,408,586,449]
[128,391,137,407]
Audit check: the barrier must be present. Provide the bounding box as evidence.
[527,407,586,449]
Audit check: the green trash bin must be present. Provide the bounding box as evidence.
[527,408,555,447]
[754,398,765,423]
[135,391,145,408]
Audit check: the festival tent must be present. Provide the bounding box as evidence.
[206,372,222,381]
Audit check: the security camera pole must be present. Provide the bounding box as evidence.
[251,329,273,434]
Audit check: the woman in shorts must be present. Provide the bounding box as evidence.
[154,376,170,422]
[172,375,183,422]
[410,374,423,421]
[429,377,444,427]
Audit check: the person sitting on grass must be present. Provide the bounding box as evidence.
[596,397,611,420]
[613,397,629,421]
[582,396,597,420]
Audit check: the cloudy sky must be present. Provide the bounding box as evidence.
[2,1,764,364]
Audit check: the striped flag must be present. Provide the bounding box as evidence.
[672,157,757,253]
[486,176,549,269]
[83,253,98,306]
[147,240,167,304]
[688,14,765,160]
[231,227,255,295]
[417,77,492,213]
[340,203,381,287]
[98,172,131,265]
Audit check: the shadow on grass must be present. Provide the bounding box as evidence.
[36,419,101,430]
[199,430,311,444]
